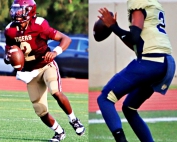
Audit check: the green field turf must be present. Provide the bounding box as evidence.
[0,91,88,142]
[1,90,177,142]
[89,111,177,142]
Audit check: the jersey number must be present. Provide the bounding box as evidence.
[20,42,35,61]
[157,11,166,34]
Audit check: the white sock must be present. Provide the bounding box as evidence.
[50,120,63,134]
[68,111,76,122]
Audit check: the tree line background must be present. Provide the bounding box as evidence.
[0,0,88,35]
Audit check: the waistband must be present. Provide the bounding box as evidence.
[138,53,170,63]
[141,53,169,57]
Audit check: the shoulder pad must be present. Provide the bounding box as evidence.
[127,0,149,11]
[35,17,45,25]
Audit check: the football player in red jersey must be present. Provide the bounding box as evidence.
[4,0,85,141]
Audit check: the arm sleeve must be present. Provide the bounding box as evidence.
[110,22,142,48]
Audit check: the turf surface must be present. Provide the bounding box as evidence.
[1,90,177,142]
[0,91,88,142]
[89,111,177,142]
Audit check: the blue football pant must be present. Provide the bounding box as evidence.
[97,58,167,142]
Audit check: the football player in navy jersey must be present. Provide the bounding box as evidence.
[96,0,175,142]
[4,0,85,141]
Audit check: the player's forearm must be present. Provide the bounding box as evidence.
[59,34,71,51]
[54,31,71,51]
[110,22,142,50]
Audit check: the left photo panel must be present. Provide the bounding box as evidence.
[0,0,88,142]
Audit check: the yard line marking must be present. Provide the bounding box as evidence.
[89,117,177,124]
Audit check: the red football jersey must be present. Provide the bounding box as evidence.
[5,17,57,71]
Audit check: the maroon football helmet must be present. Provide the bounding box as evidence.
[10,0,37,23]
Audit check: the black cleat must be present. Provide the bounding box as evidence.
[113,128,128,142]
[69,118,85,136]
[49,129,66,142]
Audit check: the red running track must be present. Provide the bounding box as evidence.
[0,76,88,94]
[89,90,177,112]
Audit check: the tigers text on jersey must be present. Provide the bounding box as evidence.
[127,0,172,55]
[5,17,57,71]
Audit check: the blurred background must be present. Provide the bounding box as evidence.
[0,0,88,79]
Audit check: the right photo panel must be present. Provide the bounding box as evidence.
[89,0,177,142]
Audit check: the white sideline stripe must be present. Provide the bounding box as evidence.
[89,117,177,124]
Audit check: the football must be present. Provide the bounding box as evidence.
[93,12,113,42]
[9,45,25,71]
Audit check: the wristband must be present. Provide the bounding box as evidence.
[53,46,63,55]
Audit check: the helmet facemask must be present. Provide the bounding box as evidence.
[10,0,36,23]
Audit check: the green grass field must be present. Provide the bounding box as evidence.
[89,111,177,142]
[1,90,177,142]
[0,91,88,142]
